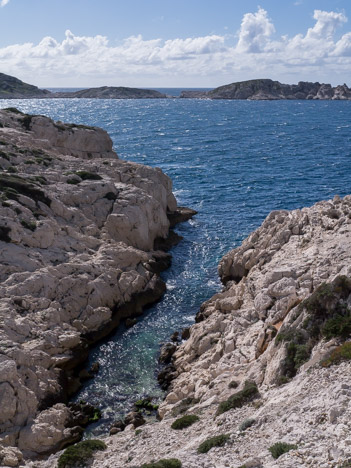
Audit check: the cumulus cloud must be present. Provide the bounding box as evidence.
[0,0,10,7]
[236,7,275,53]
[1,8,351,87]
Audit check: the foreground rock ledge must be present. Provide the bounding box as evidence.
[0,108,194,462]
[38,194,351,468]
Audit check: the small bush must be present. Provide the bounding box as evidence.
[321,342,351,367]
[268,442,297,459]
[239,418,256,432]
[216,381,258,416]
[197,434,230,454]
[75,170,102,181]
[140,459,182,468]
[171,414,199,430]
[57,439,106,468]
[20,219,36,231]
[228,381,238,389]
[322,314,351,340]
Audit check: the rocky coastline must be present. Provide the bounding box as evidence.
[0,108,195,465]
[33,193,351,468]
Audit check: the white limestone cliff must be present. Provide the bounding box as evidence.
[0,108,181,462]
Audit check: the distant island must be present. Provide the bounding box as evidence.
[180,78,351,100]
[0,73,167,99]
[1,73,351,100]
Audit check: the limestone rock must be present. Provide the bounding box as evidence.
[0,109,190,456]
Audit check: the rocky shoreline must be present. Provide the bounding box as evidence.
[0,108,195,465]
[33,193,351,468]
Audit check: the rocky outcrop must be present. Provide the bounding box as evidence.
[36,194,351,468]
[0,73,50,99]
[180,79,351,100]
[0,108,191,461]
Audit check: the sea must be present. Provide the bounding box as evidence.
[1,93,351,435]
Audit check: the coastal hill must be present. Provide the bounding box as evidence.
[0,73,51,99]
[180,78,351,100]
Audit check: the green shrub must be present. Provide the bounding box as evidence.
[321,342,351,367]
[228,381,238,389]
[20,220,36,231]
[216,381,258,416]
[268,442,297,459]
[75,170,102,181]
[66,178,80,185]
[197,434,230,454]
[140,459,182,468]
[171,414,199,430]
[57,439,106,468]
[322,314,351,339]
[239,418,256,432]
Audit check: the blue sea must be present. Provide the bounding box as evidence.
[1,96,351,434]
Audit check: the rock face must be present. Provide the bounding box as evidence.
[0,108,186,460]
[180,79,351,100]
[0,73,51,99]
[36,194,351,468]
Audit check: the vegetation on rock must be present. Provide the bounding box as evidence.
[268,441,297,459]
[171,414,199,430]
[140,459,182,468]
[321,342,351,367]
[57,439,106,468]
[216,381,258,415]
[197,434,230,454]
[239,418,256,432]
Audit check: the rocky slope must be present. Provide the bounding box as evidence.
[0,108,196,465]
[180,79,351,100]
[0,74,50,99]
[35,194,351,468]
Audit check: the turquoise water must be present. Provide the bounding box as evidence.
[1,98,351,433]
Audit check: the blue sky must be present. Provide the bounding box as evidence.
[1,0,351,87]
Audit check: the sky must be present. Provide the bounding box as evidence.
[1,0,351,88]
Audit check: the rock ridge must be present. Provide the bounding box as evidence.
[0,108,194,463]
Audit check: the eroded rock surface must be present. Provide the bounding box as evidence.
[0,108,181,460]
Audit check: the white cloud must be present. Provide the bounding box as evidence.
[236,7,275,53]
[1,8,351,87]
[0,0,10,7]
